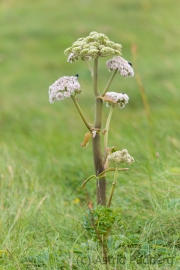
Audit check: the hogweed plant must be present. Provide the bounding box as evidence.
[48,31,135,265]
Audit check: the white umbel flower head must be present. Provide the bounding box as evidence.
[106,56,134,77]
[48,76,81,103]
[108,149,135,165]
[103,92,129,108]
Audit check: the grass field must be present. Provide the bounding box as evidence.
[0,0,180,269]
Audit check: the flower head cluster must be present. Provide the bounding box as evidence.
[103,92,129,109]
[108,149,135,165]
[106,56,134,77]
[64,31,122,63]
[48,76,81,103]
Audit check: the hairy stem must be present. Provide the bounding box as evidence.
[92,58,106,205]
[107,164,119,207]
[71,95,91,131]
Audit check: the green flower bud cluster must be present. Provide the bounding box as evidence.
[64,31,122,62]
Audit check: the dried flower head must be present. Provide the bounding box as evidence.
[106,56,134,77]
[48,76,81,103]
[108,149,135,165]
[64,31,122,62]
[103,92,129,109]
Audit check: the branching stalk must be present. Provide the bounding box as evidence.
[107,164,119,207]
[98,167,129,178]
[71,95,91,131]
[82,175,98,188]
[101,69,118,97]
[103,105,114,163]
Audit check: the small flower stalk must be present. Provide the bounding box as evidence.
[107,149,134,207]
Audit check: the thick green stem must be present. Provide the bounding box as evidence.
[101,69,118,97]
[103,106,114,163]
[92,58,106,205]
[107,164,119,207]
[71,95,91,131]
[93,58,100,97]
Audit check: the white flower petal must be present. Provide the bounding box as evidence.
[48,76,81,103]
[106,56,134,77]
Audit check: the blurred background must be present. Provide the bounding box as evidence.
[1,0,180,267]
[0,0,180,204]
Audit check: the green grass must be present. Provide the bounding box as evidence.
[0,0,180,269]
